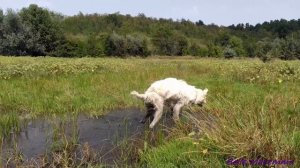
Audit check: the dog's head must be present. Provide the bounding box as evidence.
[195,88,208,106]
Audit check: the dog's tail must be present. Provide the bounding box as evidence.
[130,91,146,100]
[131,91,163,105]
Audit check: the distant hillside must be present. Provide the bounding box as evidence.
[1,4,300,60]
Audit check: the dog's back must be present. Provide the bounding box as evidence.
[146,78,196,101]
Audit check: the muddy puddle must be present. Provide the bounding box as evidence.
[1,109,215,164]
[1,108,176,165]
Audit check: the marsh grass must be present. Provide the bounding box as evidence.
[0,113,20,138]
[5,135,102,167]
[141,84,299,167]
[3,118,104,167]
[0,56,299,167]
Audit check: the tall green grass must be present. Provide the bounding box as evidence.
[0,56,299,166]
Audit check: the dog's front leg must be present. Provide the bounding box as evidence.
[149,102,164,129]
[169,101,175,112]
[173,102,184,121]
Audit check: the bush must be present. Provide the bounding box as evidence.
[50,39,79,57]
[207,43,222,57]
[126,35,150,57]
[86,33,107,57]
[223,47,237,59]
[255,37,300,61]
[152,27,188,56]
[256,40,273,61]
[280,37,300,60]
[105,32,149,57]
[188,43,208,56]
[175,33,189,55]
[229,36,246,56]
[105,32,127,57]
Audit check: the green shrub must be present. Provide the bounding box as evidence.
[105,32,149,57]
[125,35,150,57]
[152,27,188,56]
[207,43,222,57]
[188,43,208,56]
[85,33,106,57]
[105,32,127,57]
[223,47,237,59]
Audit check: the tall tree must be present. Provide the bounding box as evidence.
[0,9,34,55]
[0,9,4,38]
[19,4,64,55]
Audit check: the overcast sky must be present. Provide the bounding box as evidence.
[0,0,299,26]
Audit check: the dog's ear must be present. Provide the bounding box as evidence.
[203,88,208,95]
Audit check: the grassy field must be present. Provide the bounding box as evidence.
[0,56,299,167]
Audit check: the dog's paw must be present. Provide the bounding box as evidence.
[173,116,180,122]
[149,123,155,129]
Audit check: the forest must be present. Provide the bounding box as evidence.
[1,4,300,61]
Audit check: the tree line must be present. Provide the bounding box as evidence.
[1,4,300,61]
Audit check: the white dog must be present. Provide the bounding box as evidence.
[131,78,208,128]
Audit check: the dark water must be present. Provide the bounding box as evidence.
[4,119,53,158]
[1,108,215,165]
[1,108,149,161]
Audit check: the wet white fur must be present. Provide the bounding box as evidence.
[131,78,208,128]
